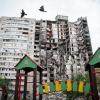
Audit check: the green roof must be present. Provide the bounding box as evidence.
[15,55,43,72]
[89,48,100,67]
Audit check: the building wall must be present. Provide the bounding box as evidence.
[0,17,35,91]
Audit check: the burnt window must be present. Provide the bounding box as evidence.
[43,74,47,77]
[34,46,36,48]
[36,23,40,25]
[22,32,28,34]
[18,27,22,30]
[50,74,54,77]
[1,28,3,30]
[23,28,28,30]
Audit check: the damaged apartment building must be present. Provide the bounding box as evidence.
[34,15,92,83]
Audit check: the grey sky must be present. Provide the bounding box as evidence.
[0,0,99,53]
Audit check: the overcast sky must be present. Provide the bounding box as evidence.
[0,0,99,53]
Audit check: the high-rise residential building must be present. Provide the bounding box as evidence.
[0,17,35,92]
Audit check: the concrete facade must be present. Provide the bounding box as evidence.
[0,17,35,92]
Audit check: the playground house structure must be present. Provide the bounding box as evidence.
[14,55,43,100]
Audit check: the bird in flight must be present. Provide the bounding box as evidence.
[21,9,27,18]
[39,6,47,12]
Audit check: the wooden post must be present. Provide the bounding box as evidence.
[33,69,37,100]
[88,65,99,100]
[14,70,20,100]
[23,71,27,100]
[39,71,42,100]
[18,75,21,100]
